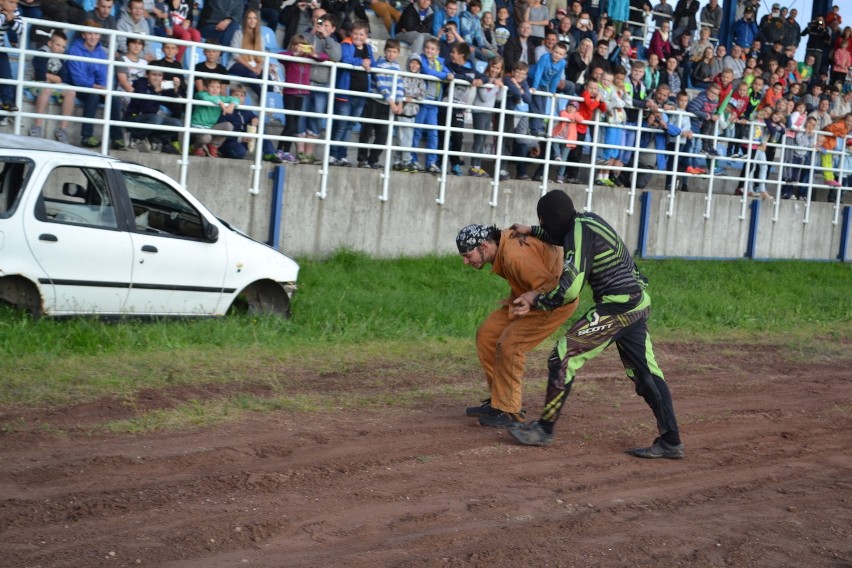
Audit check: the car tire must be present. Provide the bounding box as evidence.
[228,280,291,318]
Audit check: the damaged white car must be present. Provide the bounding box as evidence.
[0,134,298,317]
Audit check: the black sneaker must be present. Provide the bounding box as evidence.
[479,411,524,428]
[508,421,553,446]
[465,399,494,417]
[1,101,18,112]
[703,147,720,157]
[629,437,685,459]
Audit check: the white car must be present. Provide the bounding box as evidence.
[0,134,299,317]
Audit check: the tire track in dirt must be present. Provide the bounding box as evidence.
[1,345,850,567]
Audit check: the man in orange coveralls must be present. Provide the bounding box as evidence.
[457,224,579,428]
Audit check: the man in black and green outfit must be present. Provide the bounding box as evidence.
[508,190,684,459]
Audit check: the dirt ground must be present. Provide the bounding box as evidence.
[2,342,851,568]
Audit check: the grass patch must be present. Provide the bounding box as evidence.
[1,254,849,431]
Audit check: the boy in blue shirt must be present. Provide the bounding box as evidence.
[357,39,404,168]
[330,20,375,167]
[528,41,568,136]
[411,38,454,174]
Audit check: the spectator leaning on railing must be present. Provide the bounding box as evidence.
[357,38,404,169]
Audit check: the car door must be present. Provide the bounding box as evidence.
[23,162,133,315]
[114,166,229,316]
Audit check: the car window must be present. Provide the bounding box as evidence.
[35,166,118,228]
[122,171,208,240]
[0,158,33,218]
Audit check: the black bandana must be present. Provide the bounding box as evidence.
[537,190,577,244]
[456,224,495,253]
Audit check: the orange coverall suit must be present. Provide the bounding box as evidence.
[475,229,579,414]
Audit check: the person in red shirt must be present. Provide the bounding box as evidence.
[759,81,784,111]
[562,77,607,183]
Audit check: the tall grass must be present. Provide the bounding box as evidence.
[0,252,848,409]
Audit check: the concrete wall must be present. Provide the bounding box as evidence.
[127,153,849,261]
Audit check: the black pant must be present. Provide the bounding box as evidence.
[77,92,123,142]
[278,93,304,152]
[357,98,392,164]
[540,292,680,440]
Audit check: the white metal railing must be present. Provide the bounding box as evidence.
[0,18,848,222]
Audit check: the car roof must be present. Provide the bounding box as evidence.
[0,133,116,159]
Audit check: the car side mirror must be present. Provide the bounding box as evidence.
[62,182,88,200]
[204,219,219,242]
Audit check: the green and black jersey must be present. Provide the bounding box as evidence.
[531,212,648,315]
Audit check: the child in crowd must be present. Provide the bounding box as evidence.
[27,30,76,143]
[668,90,695,190]
[595,69,627,186]
[782,116,818,200]
[735,106,773,200]
[166,0,200,62]
[330,20,375,167]
[276,34,317,163]
[299,12,342,165]
[643,52,660,91]
[0,0,23,112]
[563,78,606,183]
[357,39,404,169]
[396,54,425,171]
[819,112,852,191]
[218,83,282,163]
[759,81,784,112]
[493,6,513,55]
[445,42,485,176]
[469,56,504,177]
[783,100,808,181]
[190,77,238,157]
[502,61,535,180]
[150,42,187,118]
[552,101,583,184]
[797,54,814,85]
[411,38,453,174]
[115,37,148,113]
[527,40,568,136]
[803,82,822,112]
[686,83,721,171]
[728,81,750,157]
[123,67,182,153]
[194,42,230,93]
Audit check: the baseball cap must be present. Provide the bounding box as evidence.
[771,2,780,9]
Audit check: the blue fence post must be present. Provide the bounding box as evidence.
[268,165,285,249]
[636,190,652,258]
[745,198,760,259]
[839,206,851,262]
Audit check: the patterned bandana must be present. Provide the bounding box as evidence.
[456,224,492,253]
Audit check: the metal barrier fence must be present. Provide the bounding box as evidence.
[1,18,849,224]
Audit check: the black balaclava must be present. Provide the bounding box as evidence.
[536,190,577,245]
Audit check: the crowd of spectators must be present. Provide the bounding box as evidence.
[2,0,852,198]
